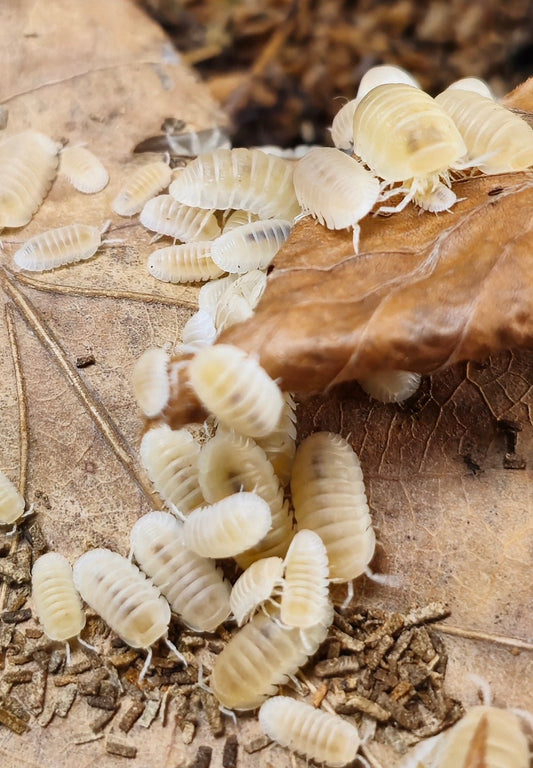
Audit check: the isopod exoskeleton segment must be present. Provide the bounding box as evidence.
[140,194,220,241]
[31,552,86,643]
[358,370,421,403]
[112,161,172,216]
[0,469,25,525]
[214,269,267,333]
[188,344,284,439]
[130,512,231,632]
[256,392,297,486]
[259,696,361,768]
[198,274,239,318]
[59,146,109,194]
[181,310,218,352]
[280,529,330,629]
[14,224,102,272]
[210,219,292,274]
[132,347,170,418]
[447,77,495,99]
[230,556,285,626]
[222,209,259,233]
[147,242,223,283]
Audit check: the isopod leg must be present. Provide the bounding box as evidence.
[138,647,153,682]
[364,566,402,588]
[78,636,98,653]
[65,641,71,667]
[352,224,360,254]
[340,580,354,612]
[165,637,187,667]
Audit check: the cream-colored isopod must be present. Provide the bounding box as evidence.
[169,148,301,220]
[14,224,102,271]
[293,147,380,251]
[435,86,533,174]
[214,269,267,334]
[222,209,259,232]
[59,146,109,193]
[198,274,239,318]
[0,470,25,526]
[147,242,223,283]
[281,529,330,629]
[140,195,220,241]
[353,83,467,212]
[358,370,421,403]
[180,310,218,353]
[189,344,283,438]
[447,77,495,99]
[259,696,361,768]
[230,556,284,626]
[130,512,231,632]
[140,425,204,514]
[31,553,86,647]
[132,347,171,418]
[255,392,297,486]
[112,161,172,216]
[210,219,292,274]
[291,432,375,583]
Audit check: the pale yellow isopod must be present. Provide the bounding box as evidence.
[259,697,361,768]
[147,242,223,283]
[169,147,301,220]
[291,432,375,583]
[214,269,267,333]
[0,469,25,526]
[140,425,204,514]
[131,347,170,418]
[447,77,495,99]
[197,274,239,318]
[358,370,421,403]
[181,309,218,352]
[222,209,259,233]
[210,219,292,274]
[229,556,284,626]
[13,224,102,271]
[59,145,109,194]
[112,160,172,216]
[188,344,284,438]
[130,512,231,632]
[256,392,297,487]
[293,147,380,251]
[435,86,533,174]
[0,130,60,229]
[280,529,330,629]
[353,84,467,212]
[181,491,272,559]
[140,194,220,241]
[31,553,86,644]
[210,604,332,710]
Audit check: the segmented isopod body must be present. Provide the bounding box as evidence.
[188,344,284,438]
[281,529,330,629]
[31,553,86,642]
[112,161,172,216]
[140,195,220,241]
[210,605,332,710]
[73,548,170,650]
[291,432,375,582]
[59,146,109,193]
[132,347,170,418]
[130,512,231,632]
[198,274,239,318]
[169,148,301,220]
[435,87,533,173]
[0,470,25,525]
[148,242,223,283]
[256,392,297,486]
[0,130,60,228]
[181,310,217,351]
[182,492,272,559]
[140,425,204,513]
[214,269,267,333]
[259,697,361,768]
[210,219,292,274]
[222,209,259,232]
[358,370,421,403]
[230,556,284,626]
[447,77,495,99]
[14,224,102,272]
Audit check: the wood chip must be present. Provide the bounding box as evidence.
[0,693,31,734]
[48,649,65,673]
[86,694,118,711]
[55,683,78,717]
[335,692,391,722]
[26,666,47,715]
[91,708,118,733]
[1,608,32,624]
[77,668,109,695]
[242,731,271,753]
[71,732,104,744]
[314,656,360,677]
[222,734,239,768]
[76,354,96,368]
[138,697,160,727]
[182,720,196,744]
[25,628,44,639]
[190,745,212,768]
[403,603,450,627]
[200,688,224,737]
[105,734,138,758]
[118,700,145,732]
[328,626,364,653]
[37,700,56,728]
[311,682,328,708]
[2,669,33,684]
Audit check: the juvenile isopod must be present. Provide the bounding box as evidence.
[210,219,292,274]
[358,370,421,403]
[435,86,533,174]
[131,347,170,418]
[140,425,204,514]
[188,344,284,438]
[130,512,231,632]
[181,309,217,352]
[259,696,361,768]
[14,224,102,272]
[31,553,86,649]
[230,556,284,626]
[0,130,60,229]
[290,432,375,584]
[293,147,380,251]
[59,145,109,194]
[169,148,301,220]
[222,209,259,233]
[112,160,172,216]
[147,242,223,283]
[214,269,267,333]
[0,469,25,526]
[352,84,467,212]
[256,392,297,486]
[280,529,330,629]
[181,491,272,559]
[197,274,239,318]
[140,194,220,241]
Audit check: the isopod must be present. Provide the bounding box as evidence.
[140,425,204,514]
[256,392,297,486]
[59,145,109,193]
[447,77,495,99]
[197,274,239,318]
[112,160,172,216]
[358,370,421,403]
[181,309,218,352]
[147,242,223,283]
[293,147,380,251]
[169,147,301,220]
[210,219,292,274]
[210,604,332,710]
[31,552,86,644]
[352,83,467,212]
[290,432,375,583]
[188,344,284,438]
[0,469,25,526]
[140,194,220,241]
[131,346,170,418]
[14,224,102,272]
[0,130,60,229]
[259,696,361,768]
[214,269,267,333]
[130,511,231,632]
[230,556,284,626]
[435,86,533,173]
[222,209,259,232]
[182,491,272,559]
[280,529,330,629]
